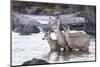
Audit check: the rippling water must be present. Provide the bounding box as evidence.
[12,31,96,66]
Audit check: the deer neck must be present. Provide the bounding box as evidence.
[47,37,55,46]
[47,37,53,42]
[65,31,70,42]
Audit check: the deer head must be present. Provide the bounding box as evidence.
[48,17,61,32]
[63,25,70,31]
[63,25,70,41]
[42,31,51,40]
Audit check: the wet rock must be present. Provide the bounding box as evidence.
[59,15,85,24]
[52,11,62,16]
[22,58,49,66]
[19,33,31,35]
[11,12,41,34]
[14,26,23,33]
[13,23,40,35]
[32,25,40,33]
[22,23,40,33]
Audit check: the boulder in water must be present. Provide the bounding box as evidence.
[14,26,23,33]
[22,58,49,66]
[22,23,40,34]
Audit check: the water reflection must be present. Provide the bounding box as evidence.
[43,50,90,63]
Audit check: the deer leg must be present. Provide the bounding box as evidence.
[83,48,89,51]
[56,46,61,51]
[68,47,72,51]
[79,49,83,51]
[63,47,66,51]
[79,43,90,51]
[84,43,90,51]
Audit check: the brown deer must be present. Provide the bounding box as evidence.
[42,31,60,51]
[49,17,72,51]
[63,26,90,51]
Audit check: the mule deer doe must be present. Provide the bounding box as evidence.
[42,31,60,51]
[49,17,72,51]
[63,26,90,51]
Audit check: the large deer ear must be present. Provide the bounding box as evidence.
[57,18,61,27]
[67,25,70,31]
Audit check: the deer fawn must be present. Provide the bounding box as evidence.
[49,17,72,51]
[63,26,90,51]
[42,31,60,51]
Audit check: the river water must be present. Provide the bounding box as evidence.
[12,31,96,66]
